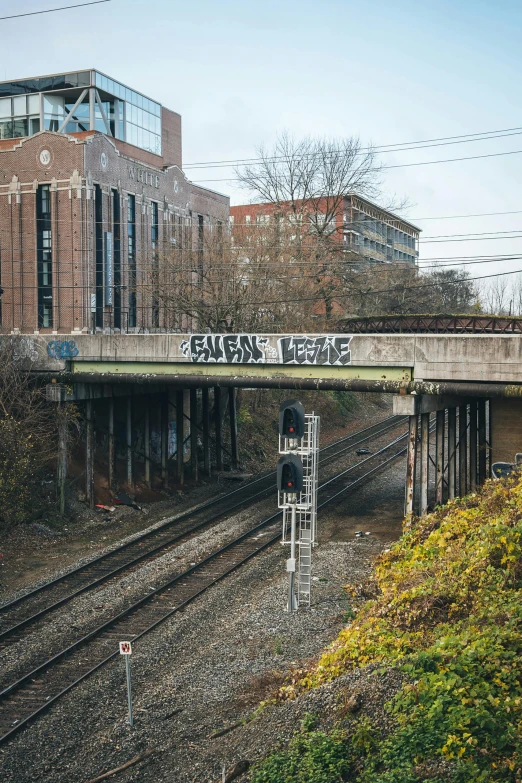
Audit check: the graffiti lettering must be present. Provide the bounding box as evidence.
[180,335,269,363]
[47,340,79,360]
[179,334,352,366]
[278,336,351,365]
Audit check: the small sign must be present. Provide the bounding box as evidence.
[119,641,132,655]
[104,231,113,306]
[90,293,96,313]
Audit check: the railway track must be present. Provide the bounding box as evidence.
[0,415,406,652]
[0,425,410,745]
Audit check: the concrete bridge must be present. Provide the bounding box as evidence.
[10,330,522,517]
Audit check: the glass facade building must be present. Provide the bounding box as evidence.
[0,70,162,155]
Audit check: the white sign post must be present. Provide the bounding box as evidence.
[119,641,133,727]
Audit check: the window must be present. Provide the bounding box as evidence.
[245,215,251,224]
[94,185,103,328]
[36,185,52,328]
[151,201,159,327]
[113,190,121,330]
[128,195,136,328]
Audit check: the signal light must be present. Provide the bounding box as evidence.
[277,454,304,494]
[279,399,305,439]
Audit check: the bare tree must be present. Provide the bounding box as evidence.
[235,132,383,239]
[0,338,76,527]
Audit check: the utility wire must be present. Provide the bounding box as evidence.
[193,147,522,183]
[184,126,522,168]
[0,0,110,20]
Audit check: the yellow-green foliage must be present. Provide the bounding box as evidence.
[266,476,522,782]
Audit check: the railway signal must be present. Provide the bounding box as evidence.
[277,453,304,495]
[279,399,305,442]
[278,401,319,611]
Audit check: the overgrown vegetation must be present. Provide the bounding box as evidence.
[0,338,75,529]
[252,475,522,782]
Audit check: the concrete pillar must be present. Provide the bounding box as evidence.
[190,388,198,480]
[144,397,151,487]
[459,405,467,497]
[126,395,133,488]
[57,407,68,515]
[448,408,456,500]
[228,387,238,471]
[478,398,487,484]
[435,409,445,506]
[86,398,94,509]
[404,414,417,517]
[161,392,169,489]
[420,412,429,515]
[214,386,223,472]
[202,387,211,477]
[469,400,477,492]
[108,396,115,493]
[176,388,184,485]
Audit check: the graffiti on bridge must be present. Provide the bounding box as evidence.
[179,334,352,366]
[47,340,79,360]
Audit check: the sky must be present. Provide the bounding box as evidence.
[2,0,522,305]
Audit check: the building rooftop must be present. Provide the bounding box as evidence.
[0,69,169,157]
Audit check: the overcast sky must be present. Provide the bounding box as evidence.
[2,0,522,302]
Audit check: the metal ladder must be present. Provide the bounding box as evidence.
[297,523,312,604]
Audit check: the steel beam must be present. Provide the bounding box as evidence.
[469,400,477,492]
[202,386,211,477]
[404,414,417,517]
[435,409,444,506]
[64,371,522,399]
[57,407,68,515]
[478,398,487,483]
[161,392,169,489]
[126,395,133,488]
[228,387,238,471]
[108,396,115,493]
[448,408,456,500]
[420,412,429,515]
[214,386,223,472]
[144,398,151,487]
[459,405,468,497]
[176,389,184,485]
[190,388,198,481]
[85,398,94,509]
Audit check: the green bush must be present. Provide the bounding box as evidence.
[251,729,353,783]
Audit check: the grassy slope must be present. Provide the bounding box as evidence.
[252,475,522,783]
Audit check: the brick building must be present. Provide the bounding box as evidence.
[230,194,419,265]
[0,69,229,333]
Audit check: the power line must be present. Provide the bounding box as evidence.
[193,147,522,184]
[183,126,522,169]
[413,209,522,222]
[0,1,110,20]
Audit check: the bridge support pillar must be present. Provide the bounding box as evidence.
[435,409,444,506]
[160,392,169,489]
[144,397,151,487]
[469,400,477,492]
[448,408,457,500]
[126,395,133,489]
[405,414,417,517]
[214,386,223,472]
[459,405,467,497]
[228,387,238,471]
[57,406,68,515]
[176,388,184,485]
[190,388,198,480]
[478,399,487,483]
[420,412,430,515]
[85,396,95,509]
[202,387,211,477]
[108,395,115,493]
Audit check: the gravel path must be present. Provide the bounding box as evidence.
[0,453,407,783]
